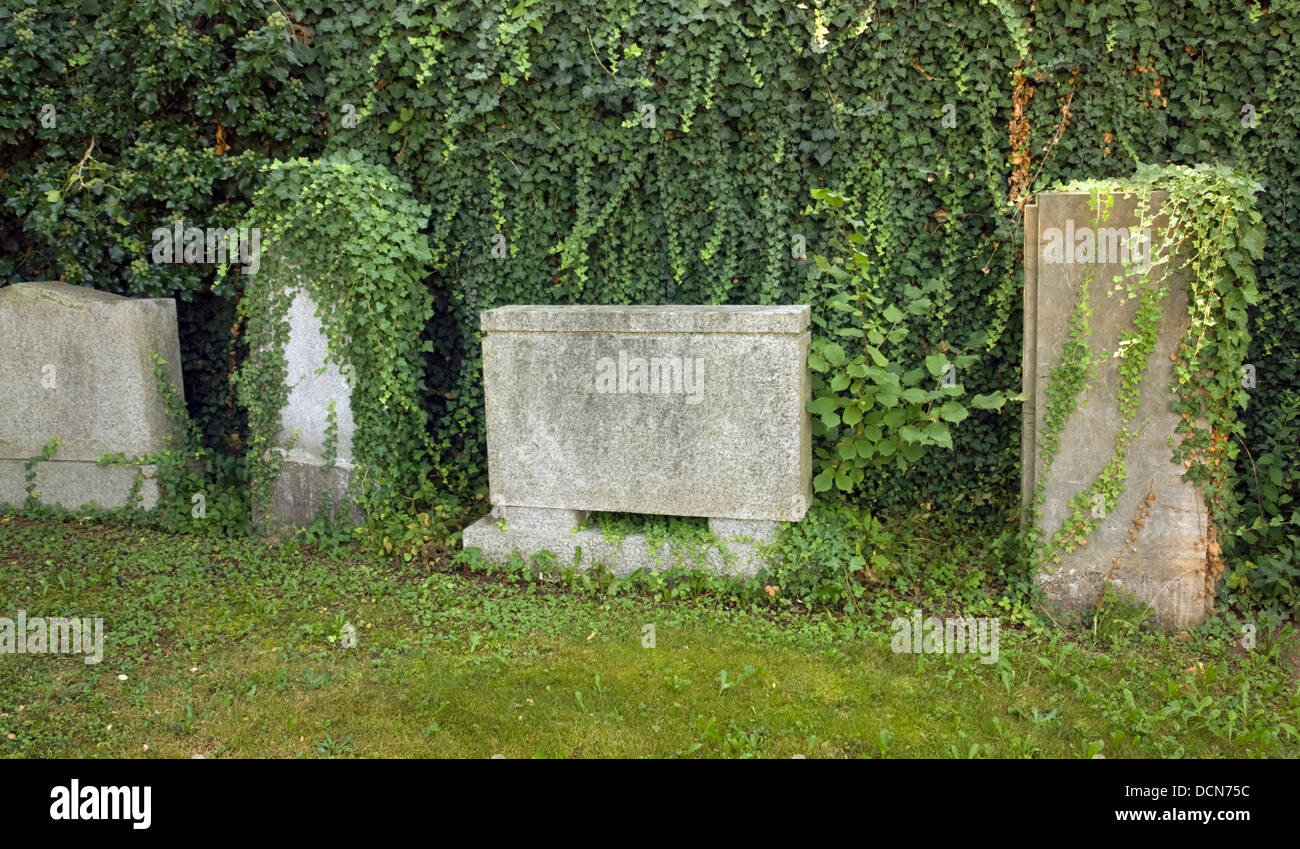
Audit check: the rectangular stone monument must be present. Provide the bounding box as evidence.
[0,281,184,510]
[1024,192,1211,628]
[463,305,811,575]
[263,287,360,529]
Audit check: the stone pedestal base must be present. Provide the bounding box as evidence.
[262,456,362,530]
[0,459,161,510]
[462,509,781,578]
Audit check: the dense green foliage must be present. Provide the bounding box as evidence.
[2,1,1297,609]
[805,188,1010,494]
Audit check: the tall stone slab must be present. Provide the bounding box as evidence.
[1024,192,1211,628]
[0,282,184,510]
[263,287,359,529]
[463,305,811,575]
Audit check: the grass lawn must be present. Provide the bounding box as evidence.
[2,514,1298,758]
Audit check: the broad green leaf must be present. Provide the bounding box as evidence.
[808,396,837,415]
[925,420,953,449]
[939,401,969,423]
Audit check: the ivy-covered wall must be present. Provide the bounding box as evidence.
[2,2,1296,544]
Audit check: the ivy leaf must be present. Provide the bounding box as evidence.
[1239,224,1264,259]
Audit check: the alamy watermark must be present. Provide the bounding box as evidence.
[594,350,704,405]
[151,219,261,275]
[1040,219,1153,271]
[50,779,150,830]
[0,610,103,664]
[891,609,999,665]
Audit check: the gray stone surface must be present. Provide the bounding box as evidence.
[1023,193,1210,628]
[268,456,361,528]
[0,282,183,509]
[481,304,810,335]
[260,287,359,529]
[708,517,780,545]
[279,288,355,465]
[480,304,811,522]
[500,505,590,533]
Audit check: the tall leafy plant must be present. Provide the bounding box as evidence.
[804,188,1008,495]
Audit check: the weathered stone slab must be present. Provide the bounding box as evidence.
[0,282,183,510]
[1024,193,1210,628]
[465,304,811,575]
[262,287,360,528]
[480,304,811,521]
